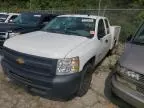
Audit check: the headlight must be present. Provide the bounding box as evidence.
[56,57,79,75]
[8,32,21,38]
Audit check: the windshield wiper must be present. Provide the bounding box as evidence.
[65,30,82,36]
[65,30,93,38]
[44,29,65,34]
[44,29,93,38]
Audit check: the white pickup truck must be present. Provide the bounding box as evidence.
[2,15,121,100]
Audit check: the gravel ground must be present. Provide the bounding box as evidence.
[0,44,125,108]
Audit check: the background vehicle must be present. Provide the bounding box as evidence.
[110,23,144,108]
[0,12,57,47]
[0,12,19,23]
[2,15,121,100]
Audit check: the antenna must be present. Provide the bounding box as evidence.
[29,0,31,9]
[102,6,107,16]
[98,0,102,16]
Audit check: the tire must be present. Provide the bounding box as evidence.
[77,64,93,97]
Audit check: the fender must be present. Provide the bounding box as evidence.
[65,39,101,71]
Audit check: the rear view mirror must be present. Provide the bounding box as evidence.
[127,34,132,41]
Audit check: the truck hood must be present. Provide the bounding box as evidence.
[119,43,144,74]
[0,23,39,33]
[4,31,88,58]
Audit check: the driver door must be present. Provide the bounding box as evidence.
[97,19,108,59]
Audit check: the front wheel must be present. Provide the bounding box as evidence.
[77,64,93,97]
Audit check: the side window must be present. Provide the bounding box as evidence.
[104,19,110,34]
[42,16,54,24]
[98,19,106,38]
[8,15,18,22]
[42,16,50,23]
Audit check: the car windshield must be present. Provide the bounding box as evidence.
[0,14,8,22]
[43,16,96,37]
[12,13,41,26]
[133,24,144,44]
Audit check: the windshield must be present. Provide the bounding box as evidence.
[12,13,41,26]
[43,16,96,37]
[0,14,8,22]
[133,24,144,44]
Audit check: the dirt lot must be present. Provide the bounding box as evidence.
[0,44,124,108]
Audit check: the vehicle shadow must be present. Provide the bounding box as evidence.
[104,71,135,108]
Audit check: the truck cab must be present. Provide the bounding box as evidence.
[2,15,120,99]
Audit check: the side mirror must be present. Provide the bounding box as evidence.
[127,34,132,41]
[8,19,14,23]
[98,34,103,40]
[43,22,49,25]
[98,32,105,40]
[97,29,105,40]
[40,22,49,27]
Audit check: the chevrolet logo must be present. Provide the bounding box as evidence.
[16,58,25,64]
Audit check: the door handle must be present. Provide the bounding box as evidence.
[105,39,108,43]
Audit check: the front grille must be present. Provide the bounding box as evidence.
[136,73,144,94]
[136,84,144,94]
[0,32,6,36]
[139,74,144,83]
[2,48,58,88]
[0,32,7,41]
[119,72,144,95]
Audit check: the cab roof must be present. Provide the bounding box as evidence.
[58,14,106,19]
[21,12,58,17]
[0,12,8,15]
[8,13,19,15]
[0,13,19,16]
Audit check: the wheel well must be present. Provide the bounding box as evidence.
[85,56,95,67]
[82,56,96,74]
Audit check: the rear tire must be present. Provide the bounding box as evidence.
[77,64,93,97]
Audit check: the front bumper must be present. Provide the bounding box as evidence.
[112,75,144,108]
[2,60,81,100]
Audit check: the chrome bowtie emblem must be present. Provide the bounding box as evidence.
[16,58,25,64]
